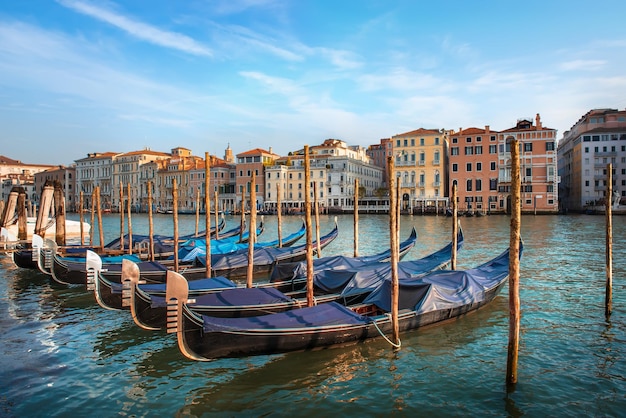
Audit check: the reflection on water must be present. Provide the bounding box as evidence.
[0,213,625,416]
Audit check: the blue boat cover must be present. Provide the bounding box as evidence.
[131,276,237,294]
[202,301,368,332]
[363,245,516,313]
[178,223,304,261]
[192,287,293,307]
[315,237,461,296]
[270,227,418,281]
[197,224,339,271]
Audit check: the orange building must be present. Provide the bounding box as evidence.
[497,114,559,213]
[235,148,280,211]
[448,126,500,214]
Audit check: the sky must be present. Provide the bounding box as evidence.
[1,1,626,166]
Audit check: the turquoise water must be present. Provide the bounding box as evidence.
[1,213,625,417]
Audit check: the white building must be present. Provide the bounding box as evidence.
[558,108,626,212]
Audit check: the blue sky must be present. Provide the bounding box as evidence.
[1,1,625,165]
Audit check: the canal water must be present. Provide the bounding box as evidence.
[1,213,624,417]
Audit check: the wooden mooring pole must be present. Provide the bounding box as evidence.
[89,189,95,247]
[173,179,179,273]
[79,191,84,246]
[452,182,458,270]
[214,190,219,241]
[127,183,133,255]
[314,181,321,257]
[277,182,282,247]
[119,182,124,252]
[506,139,522,388]
[606,163,613,318]
[246,172,256,288]
[148,181,155,261]
[96,186,104,251]
[387,156,400,347]
[354,178,359,257]
[305,146,314,307]
[205,153,212,277]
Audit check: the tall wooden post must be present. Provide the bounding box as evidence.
[79,191,84,246]
[507,139,522,388]
[173,178,179,273]
[89,189,95,246]
[96,186,104,250]
[239,187,245,243]
[314,181,321,257]
[205,152,212,277]
[354,178,359,257]
[305,146,315,307]
[16,190,27,242]
[127,183,133,255]
[119,182,124,252]
[53,181,66,246]
[387,156,400,347]
[277,182,282,247]
[195,188,200,236]
[246,172,257,288]
[148,181,155,261]
[452,182,458,270]
[214,190,219,240]
[606,163,613,318]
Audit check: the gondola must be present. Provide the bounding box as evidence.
[167,241,521,361]
[85,227,421,329]
[47,221,269,286]
[91,221,339,285]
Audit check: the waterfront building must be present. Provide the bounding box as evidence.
[366,138,392,187]
[497,114,559,213]
[0,155,54,210]
[34,165,77,211]
[236,148,280,211]
[150,147,203,213]
[186,153,237,214]
[391,128,449,213]
[111,148,171,212]
[75,152,117,211]
[264,139,384,213]
[448,126,500,214]
[558,108,626,212]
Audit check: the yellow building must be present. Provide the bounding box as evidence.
[391,128,449,213]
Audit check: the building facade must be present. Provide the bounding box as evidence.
[558,108,626,212]
[497,114,559,214]
[236,148,280,211]
[391,128,449,213]
[449,126,500,214]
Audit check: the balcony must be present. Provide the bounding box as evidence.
[418,160,425,166]
[396,161,416,167]
[432,159,440,166]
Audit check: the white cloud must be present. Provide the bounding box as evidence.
[560,60,606,72]
[57,0,213,57]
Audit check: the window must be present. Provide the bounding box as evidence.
[411,139,415,146]
[475,146,483,155]
[466,163,472,172]
[490,178,497,190]
[476,179,482,191]
[524,143,533,152]
[476,162,482,171]
[451,147,459,156]
[466,179,472,191]
[490,162,496,170]
[404,139,408,146]
[435,137,440,145]
[489,145,497,154]
[546,142,555,151]
[466,137,472,143]
[420,138,425,146]
[465,146,474,155]
[452,163,458,172]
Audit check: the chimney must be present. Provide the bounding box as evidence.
[536,113,542,129]
[485,125,490,134]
